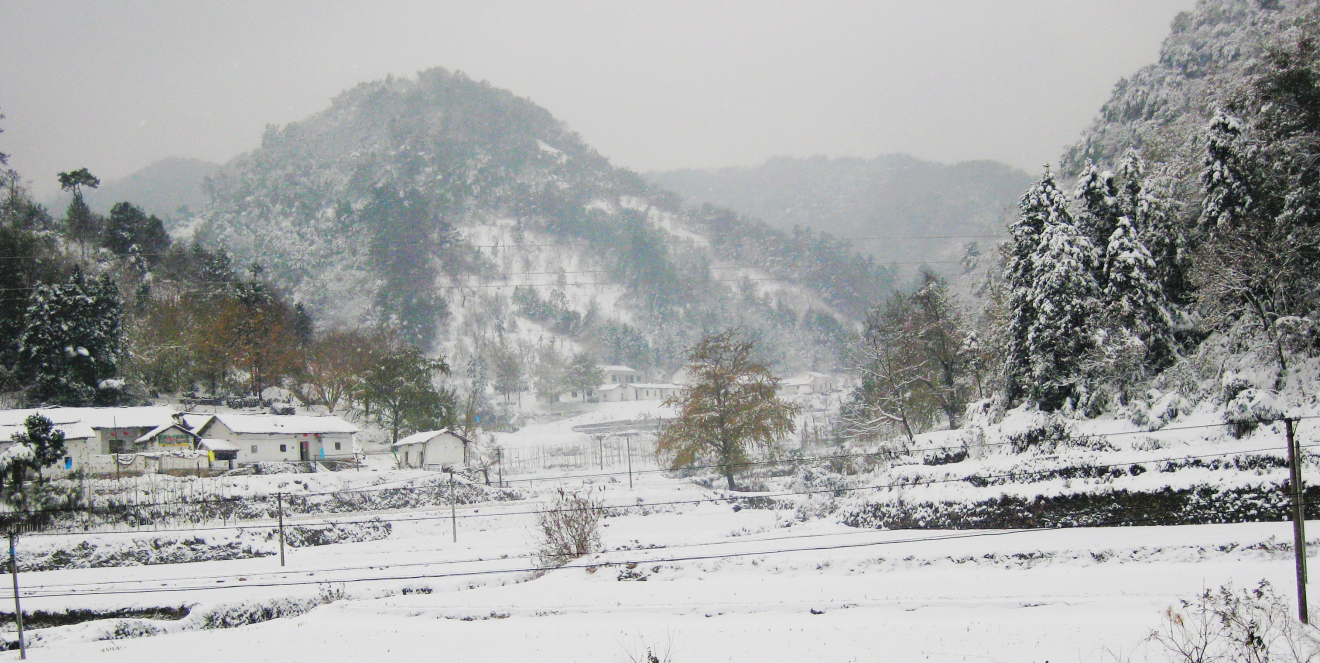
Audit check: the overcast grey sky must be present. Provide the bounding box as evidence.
[1,0,1195,198]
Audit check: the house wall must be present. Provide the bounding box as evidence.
[203,421,355,463]
[98,426,155,453]
[398,435,466,468]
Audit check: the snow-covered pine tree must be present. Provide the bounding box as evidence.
[1025,195,1100,411]
[1198,112,1254,233]
[1072,160,1119,281]
[17,269,124,406]
[1115,149,1145,219]
[1003,168,1072,405]
[1103,215,1174,369]
[1134,175,1190,308]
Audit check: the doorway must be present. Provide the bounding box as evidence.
[299,440,310,462]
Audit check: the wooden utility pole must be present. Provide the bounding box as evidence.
[277,492,286,567]
[626,435,633,490]
[449,470,457,543]
[9,532,25,659]
[1286,417,1308,624]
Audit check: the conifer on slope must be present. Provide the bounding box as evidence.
[17,269,123,406]
[1003,168,1068,403]
[1024,187,1099,410]
[1103,215,1174,369]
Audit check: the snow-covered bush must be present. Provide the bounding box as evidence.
[532,488,603,568]
[1150,581,1320,663]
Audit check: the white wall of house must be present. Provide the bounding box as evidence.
[199,419,355,464]
[396,432,468,469]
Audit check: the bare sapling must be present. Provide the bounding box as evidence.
[533,487,603,569]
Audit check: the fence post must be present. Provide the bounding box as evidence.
[277,492,286,567]
[9,532,25,659]
[1287,417,1308,623]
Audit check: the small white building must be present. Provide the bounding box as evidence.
[0,406,181,472]
[597,383,631,402]
[777,372,835,396]
[632,383,682,401]
[392,429,474,469]
[0,420,97,472]
[192,413,358,464]
[599,365,641,385]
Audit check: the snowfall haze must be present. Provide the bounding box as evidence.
[0,0,1193,198]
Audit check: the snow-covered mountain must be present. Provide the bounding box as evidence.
[197,69,892,376]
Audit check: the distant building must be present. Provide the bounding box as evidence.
[632,383,682,401]
[192,413,358,464]
[777,372,835,396]
[598,365,641,385]
[0,406,181,472]
[392,429,474,469]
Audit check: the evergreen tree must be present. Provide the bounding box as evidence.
[1198,113,1254,233]
[17,269,124,405]
[1103,216,1174,368]
[102,202,170,262]
[1025,199,1100,410]
[1072,160,1119,276]
[1003,168,1069,403]
[57,168,102,250]
[1134,176,1190,308]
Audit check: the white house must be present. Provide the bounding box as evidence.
[632,383,682,401]
[597,383,631,402]
[0,406,180,472]
[599,365,641,385]
[777,372,835,396]
[392,429,474,469]
[192,413,358,464]
[0,419,97,472]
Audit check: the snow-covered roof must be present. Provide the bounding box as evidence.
[781,372,831,386]
[180,413,213,432]
[632,383,680,389]
[136,423,200,444]
[201,414,358,435]
[0,406,178,431]
[0,421,96,444]
[597,365,637,373]
[198,438,239,451]
[597,384,625,392]
[393,429,472,447]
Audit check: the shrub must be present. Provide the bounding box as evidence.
[532,488,603,568]
[1150,581,1320,663]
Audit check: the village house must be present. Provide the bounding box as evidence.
[0,406,181,472]
[391,429,474,469]
[599,365,641,385]
[777,372,835,396]
[192,413,358,464]
[632,383,682,401]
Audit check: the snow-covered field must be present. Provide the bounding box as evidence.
[4,393,1318,661]
[4,456,1316,662]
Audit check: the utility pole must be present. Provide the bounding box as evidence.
[9,532,25,659]
[597,436,604,471]
[277,492,286,567]
[626,435,633,490]
[1287,417,1308,624]
[449,470,457,543]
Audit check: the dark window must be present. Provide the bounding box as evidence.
[280,444,287,452]
[335,442,341,450]
[251,445,258,453]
